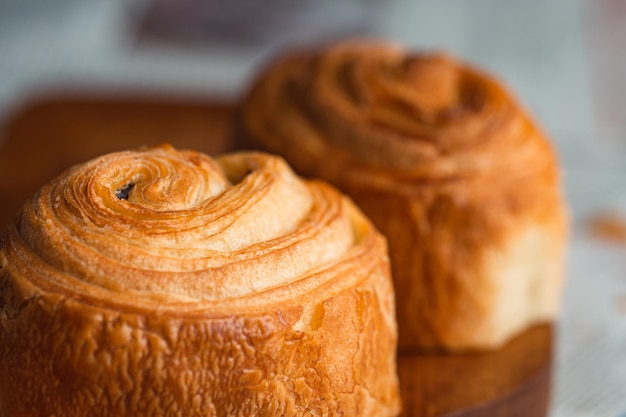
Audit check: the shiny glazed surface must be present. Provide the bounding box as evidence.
[0,145,400,416]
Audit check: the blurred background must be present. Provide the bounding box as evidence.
[0,0,625,416]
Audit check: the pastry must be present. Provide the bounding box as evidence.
[0,144,400,416]
[240,40,568,351]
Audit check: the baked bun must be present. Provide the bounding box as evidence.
[240,40,568,351]
[0,144,400,416]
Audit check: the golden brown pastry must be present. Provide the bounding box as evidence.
[0,144,400,416]
[240,40,568,351]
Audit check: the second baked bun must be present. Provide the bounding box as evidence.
[0,145,400,416]
[240,40,568,351]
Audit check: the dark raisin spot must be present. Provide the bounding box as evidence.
[115,183,135,200]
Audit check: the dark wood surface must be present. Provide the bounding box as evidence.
[0,93,234,231]
[0,93,553,417]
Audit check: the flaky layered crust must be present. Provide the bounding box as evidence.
[0,145,400,416]
[241,40,568,351]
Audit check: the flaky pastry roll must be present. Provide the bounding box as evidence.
[0,144,400,416]
[240,40,568,351]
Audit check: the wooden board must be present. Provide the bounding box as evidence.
[0,92,553,417]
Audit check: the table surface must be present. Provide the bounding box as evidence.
[1,1,626,416]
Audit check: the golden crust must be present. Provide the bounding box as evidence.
[0,145,400,416]
[240,40,568,351]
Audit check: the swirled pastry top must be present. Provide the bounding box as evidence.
[242,40,555,181]
[3,145,374,310]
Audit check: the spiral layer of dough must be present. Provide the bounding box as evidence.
[241,40,568,350]
[0,144,400,416]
